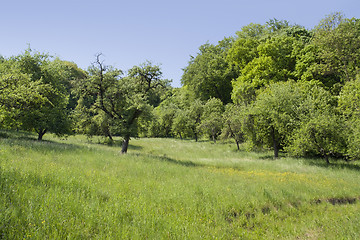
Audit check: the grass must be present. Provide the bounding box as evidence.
[1,131,360,239]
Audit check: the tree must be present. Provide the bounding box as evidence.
[338,76,360,159]
[187,99,204,142]
[148,87,204,141]
[181,39,237,104]
[172,109,191,140]
[1,49,74,140]
[231,34,299,105]
[251,81,304,158]
[285,83,345,163]
[79,55,169,153]
[152,101,178,137]
[199,98,224,143]
[289,14,357,93]
[229,21,313,106]
[266,18,290,33]
[287,113,347,164]
[221,103,246,150]
[312,13,360,85]
[0,58,47,129]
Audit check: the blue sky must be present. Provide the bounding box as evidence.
[1,0,359,87]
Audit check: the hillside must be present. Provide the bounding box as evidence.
[1,132,360,239]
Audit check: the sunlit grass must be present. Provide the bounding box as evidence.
[1,131,360,239]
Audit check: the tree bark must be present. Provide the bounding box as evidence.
[273,142,279,158]
[37,129,47,141]
[235,139,240,151]
[271,126,279,158]
[120,109,141,154]
[107,132,113,142]
[325,154,330,164]
[121,136,130,154]
[212,128,216,143]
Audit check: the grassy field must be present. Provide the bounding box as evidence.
[1,132,360,239]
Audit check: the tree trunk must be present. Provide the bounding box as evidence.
[212,128,216,143]
[271,127,279,158]
[37,129,47,141]
[274,143,279,158]
[106,130,113,142]
[121,136,130,154]
[325,155,330,164]
[235,139,240,151]
[120,109,141,154]
[179,132,183,140]
[194,132,198,142]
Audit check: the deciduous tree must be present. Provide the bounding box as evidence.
[199,98,224,143]
[79,55,169,153]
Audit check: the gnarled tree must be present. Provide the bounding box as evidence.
[79,54,169,153]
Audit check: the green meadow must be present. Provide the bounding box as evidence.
[1,132,360,239]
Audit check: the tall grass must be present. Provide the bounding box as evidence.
[1,132,360,239]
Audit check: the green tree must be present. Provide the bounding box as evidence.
[182,39,237,104]
[0,58,47,129]
[338,76,360,159]
[187,98,204,142]
[251,81,304,158]
[230,21,312,105]
[2,49,74,140]
[149,88,204,141]
[286,83,345,163]
[231,35,299,105]
[199,98,224,143]
[287,113,347,163]
[79,55,169,153]
[172,109,191,139]
[221,103,246,150]
[313,13,360,83]
[152,101,178,137]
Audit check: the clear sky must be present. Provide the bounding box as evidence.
[1,0,359,87]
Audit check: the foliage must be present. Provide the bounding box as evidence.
[172,109,191,139]
[285,83,344,162]
[186,98,204,141]
[199,98,224,143]
[147,88,204,140]
[230,25,310,105]
[338,76,360,159]
[181,39,237,104]
[0,49,76,140]
[251,81,304,158]
[152,100,178,137]
[2,13,360,161]
[0,61,46,129]
[287,113,347,163]
[77,55,169,153]
[313,13,360,83]
[221,103,246,150]
[338,75,360,119]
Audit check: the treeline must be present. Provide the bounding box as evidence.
[1,13,360,161]
[0,51,171,153]
[177,12,360,162]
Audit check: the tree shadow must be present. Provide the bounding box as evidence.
[129,152,205,168]
[156,155,206,167]
[128,144,143,151]
[91,139,144,151]
[304,158,360,172]
[0,129,36,140]
[258,155,277,160]
[0,131,84,152]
